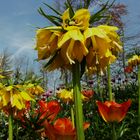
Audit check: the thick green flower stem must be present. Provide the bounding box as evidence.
[107,64,113,101]
[112,123,117,140]
[138,65,140,124]
[72,62,85,140]
[8,114,13,140]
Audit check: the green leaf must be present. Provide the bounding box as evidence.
[43,2,62,16]
[38,8,61,26]
[90,0,115,24]
[65,0,75,18]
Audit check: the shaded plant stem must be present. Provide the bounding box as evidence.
[71,105,75,128]
[107,64,113,101]
[97,73,103,101]
[72,61,85,140]
[112,123,117,140]
[16,122,19,140]
[8,114,13,140]
[138,65,140,124]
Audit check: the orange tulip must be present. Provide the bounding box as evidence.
[38,100,61,121]
[96,99,131,122]
[43,118,90,140]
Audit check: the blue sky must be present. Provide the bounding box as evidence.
[0,0,140,61]
[0,0,52,61]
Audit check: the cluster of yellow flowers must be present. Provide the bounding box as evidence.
[128,55,140,67]
[0,83,44,110]
[36,8,122,74]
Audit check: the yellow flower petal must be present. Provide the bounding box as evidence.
[20,91,34,101]
[58,29,88,64]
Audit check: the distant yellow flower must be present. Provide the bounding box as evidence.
[62,8,90,30]
[58,29,88,64]
[57,89,73,103]
[36,27,62,60]
[0,84,34,110]
[128,55,140,67]
[57,89,88,103]
[24,83,44,96]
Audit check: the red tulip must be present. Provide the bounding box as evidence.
[43,118,90,140]
[96,99,131,122]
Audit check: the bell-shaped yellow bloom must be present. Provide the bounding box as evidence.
[98,25,122,55]
[128,55,140,67]
[58,29,88,64]
[62,8,90,30]
[36,27,62,60]
[84,27,111,58]
[86,47,116,74]
[0,84,34,110]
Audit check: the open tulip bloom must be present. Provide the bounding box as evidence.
[96,100,131,123]
[43,118,90,140]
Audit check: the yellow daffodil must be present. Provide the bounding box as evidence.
[58,29,88,64]
[128,55,140,67]
[36,27,62,60]
[62,8,90,30]
[0,84,34,110]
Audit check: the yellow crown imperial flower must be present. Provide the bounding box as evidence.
[0,84,34,110]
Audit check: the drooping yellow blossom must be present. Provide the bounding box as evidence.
[58,29,88,64]
[128,55,140,67]
[35,8,121,73]
[57,89,88,103]
[62,8,90,30]
[84,25,122,58]
[98,25,122,55]
[36,27,62,60]
[0,84,34,110]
